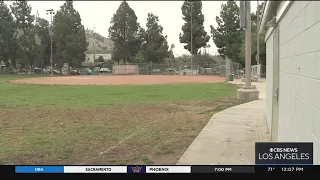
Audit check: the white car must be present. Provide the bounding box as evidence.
[99,68,111,73]
[152,69,161,73]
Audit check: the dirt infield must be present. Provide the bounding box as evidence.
[11,75,225,85]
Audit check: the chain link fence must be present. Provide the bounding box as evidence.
[231,61,241,78]
[199,64,221,76]
[1,58,241,78]
[149,63,180,75]
[108,63,201,75]
[198,60,240,78]
[102,61,240,77]
[180,64,200,75]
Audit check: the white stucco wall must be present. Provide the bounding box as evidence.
[265,33,274,132]
[266,1,320,164]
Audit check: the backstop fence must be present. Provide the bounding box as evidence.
[109,63,201,75]
[1,59,241,78]
[198,61,241,78]
[105,60,240,78]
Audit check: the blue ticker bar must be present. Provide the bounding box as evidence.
[15,166,64,173]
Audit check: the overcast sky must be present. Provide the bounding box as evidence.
[5,1,259,56]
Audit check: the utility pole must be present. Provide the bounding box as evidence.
[257,0,260,65]
[36,10,42,75]
[244,1,251,87]
[46,9,55,76]
[237,1,259,100]
[190,1,193,76]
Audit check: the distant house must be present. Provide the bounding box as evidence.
[0,62,6,71]
[85,54,111,63]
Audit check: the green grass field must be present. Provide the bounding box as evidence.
[0,75,247,165]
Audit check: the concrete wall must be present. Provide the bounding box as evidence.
[267,1,320,164]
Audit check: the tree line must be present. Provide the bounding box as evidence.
[109,0,266,67]
[0,0,266,74]
[211,1,266,67]
[108,1,211,65]
[0,1,88,74]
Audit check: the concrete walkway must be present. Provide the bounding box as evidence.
[177,79,270,165]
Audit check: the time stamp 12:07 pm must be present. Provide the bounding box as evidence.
[268,166,304,172]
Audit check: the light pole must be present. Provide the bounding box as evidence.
[35,10,42,75]
[190,1,193,76]
[46,9,55,76]
[257,0,260,66]
[244,1,252,87]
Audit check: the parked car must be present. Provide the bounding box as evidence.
[53,70,60,74]
[80,68,91,75]
[152,69,161,73]
[43,69,50,74]
[166,68,179,74]
[33,68,49,74]
[69,69,80,75]
[18,69,29,73]
[201,68,211,75]
[99,68,111,73]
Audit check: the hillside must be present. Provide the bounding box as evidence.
[14,28,113,54]
[85,29,113,54]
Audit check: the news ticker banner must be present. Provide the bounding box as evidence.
[2,142,313,174]
[14,165,254,173]
[255,142,313,165]
[10,165,320,174]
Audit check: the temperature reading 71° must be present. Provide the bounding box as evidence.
[268,167,275,171]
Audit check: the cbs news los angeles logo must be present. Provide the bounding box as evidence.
[255,142,313,165]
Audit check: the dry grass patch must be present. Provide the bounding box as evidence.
[0,97,248,165]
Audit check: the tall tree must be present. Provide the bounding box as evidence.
[108,1,143,64]
[53,1,88,73]
[0,1,17,69]
[10,0,35,73]
[210,0,242,63]
[141,13,170,63]
[34,17,51,71]
[179,1,210,55]
[167,44,176,66]
[95,55,104,63]
[169,44,175,60]
[239,3,266,65]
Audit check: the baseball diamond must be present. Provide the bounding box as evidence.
[11,75,226,85]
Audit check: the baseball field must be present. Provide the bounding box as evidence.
[0,75,247,165]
